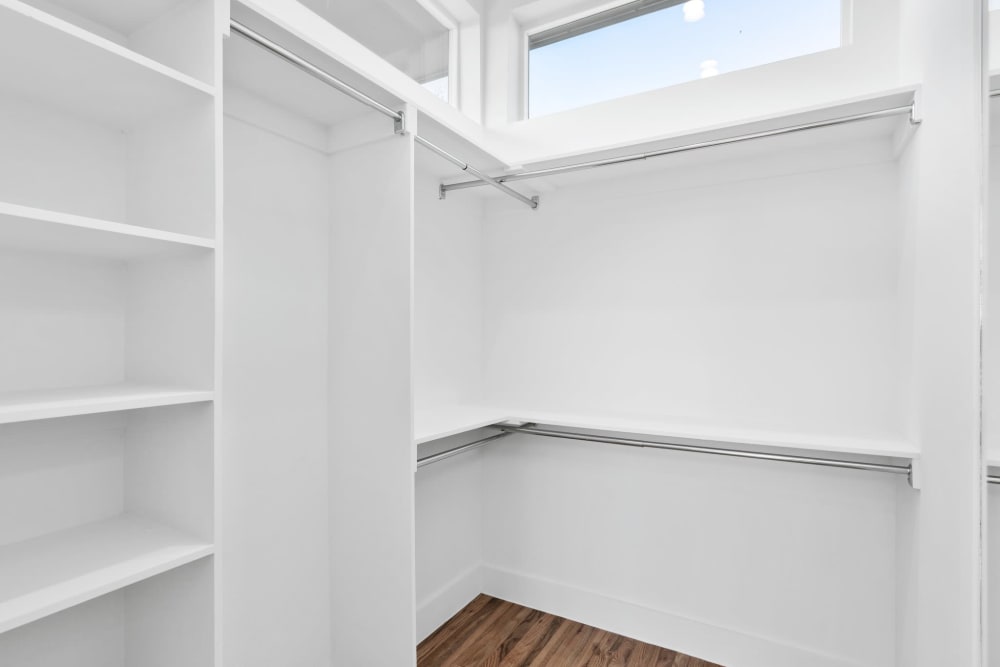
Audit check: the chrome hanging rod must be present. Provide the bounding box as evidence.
[416,432,511,468]
[441,104,920,194]
[497,424,914,481]
[230,19,403,126]
[414,136,539,209]
[230,18,539,210]
[989,475,1000,485]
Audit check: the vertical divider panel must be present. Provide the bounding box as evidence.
[328,111,416,667]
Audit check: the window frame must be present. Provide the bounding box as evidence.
[520,0,852,120]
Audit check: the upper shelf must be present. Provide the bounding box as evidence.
[0,514,212,634]
[0,0,214,129]
[415,403,917,461]
[441,87,921,198]
[0,202,215,260]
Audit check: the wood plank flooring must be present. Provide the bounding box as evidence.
[417,595,725,667]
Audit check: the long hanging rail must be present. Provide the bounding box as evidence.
[441,104,920,194]
[229,18,539,210]
[416,422,915,486]
[416,432,511,468]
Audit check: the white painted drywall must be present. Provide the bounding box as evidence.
[221,106,333,667]
[414,157,487,641]
[328,121,416,667]
[896,0,986,664]
[483,159,907,443]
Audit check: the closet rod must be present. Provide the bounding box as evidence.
[441,104,919,193]
[230,18,540,210]
[498,424,914,479]
[989,475,1000,485]
[416,432,511,468]
[414,136,539,210]
[230,19,403,125]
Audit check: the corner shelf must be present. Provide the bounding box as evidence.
[0,384,214,425]
[0,515,213,634]
[0,202,215,259]
[0,0,214,129]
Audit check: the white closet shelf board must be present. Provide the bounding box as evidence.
[414,405,511,445]
[34,0,192,36]
[458,87,920,194]
[0,202,215,259]
[499,408,918,461]
[0,384,214,425]
[0,515,213,634]
[0,0,213,128]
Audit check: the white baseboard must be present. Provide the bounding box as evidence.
[416,565,483,643]
[480,565,877,667]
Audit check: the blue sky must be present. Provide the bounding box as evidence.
[529,0,842,118]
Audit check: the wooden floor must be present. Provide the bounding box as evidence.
[417,595,724,667]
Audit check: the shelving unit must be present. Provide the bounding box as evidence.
[0,0,221,663]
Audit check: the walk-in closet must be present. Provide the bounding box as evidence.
[0,0,991,665]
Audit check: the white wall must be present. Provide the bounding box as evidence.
[413,157,488,641]
[482,154,907,443]
[464,144,908,666]
[482,435,900,667]
[414,159,485,410]
[328,122,416,667]
[896,0,986,664]
[222,101,332,667]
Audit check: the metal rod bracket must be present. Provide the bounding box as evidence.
[438,184,447,200]
[394,112,406,135]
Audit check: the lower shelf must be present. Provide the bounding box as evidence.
[0,515,213,634]
[0,384,214,425]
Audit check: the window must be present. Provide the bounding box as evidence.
[297,0,453,103]
[527,0,843,118]
[422,75,451,102]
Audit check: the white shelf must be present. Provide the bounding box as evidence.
[0,384,214,425]
[414,404,510,445]
[0,515,212,634]
[502,407,917,460]
[415,403,917,461]
[0,0,214,128]
[0,202,215,259]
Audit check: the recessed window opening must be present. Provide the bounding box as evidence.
[527,0,843,118]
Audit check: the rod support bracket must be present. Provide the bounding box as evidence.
[531,196,540,210]
[439,184,447,200]
[394,112,406,135]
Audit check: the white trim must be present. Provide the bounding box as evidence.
[416,564,482,643]
[481,564,880,667]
